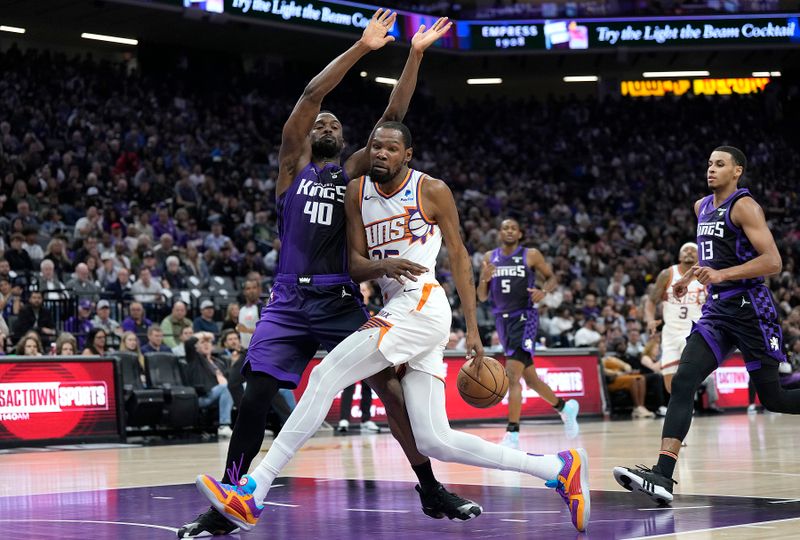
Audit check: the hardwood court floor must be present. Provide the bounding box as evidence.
[1,413,798,539]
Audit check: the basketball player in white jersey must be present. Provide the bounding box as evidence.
[195,122,591,533]
[644,243,706,392]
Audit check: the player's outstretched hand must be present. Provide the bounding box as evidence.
[381,257,428,284]
[479,260,496,284]
[465,333,485,366]
[411,17,452,52]
[359,8,397,50]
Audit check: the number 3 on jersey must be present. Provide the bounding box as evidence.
[304,201,332,225]
[700,240,713,260]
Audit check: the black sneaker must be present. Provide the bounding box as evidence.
[415,483,482,520]
[612,465,677,506]
[177,507,240,538]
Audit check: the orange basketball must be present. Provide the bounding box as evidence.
[457,357,509,408]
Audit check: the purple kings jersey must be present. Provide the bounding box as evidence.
[696,187,763,294]
[488,247,535,314]
[276,162,349,276]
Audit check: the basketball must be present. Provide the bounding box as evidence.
[408,212,432,239]
[457,357,509,408]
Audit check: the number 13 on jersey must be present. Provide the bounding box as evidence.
[700,240,713,260]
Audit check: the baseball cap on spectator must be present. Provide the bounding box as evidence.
[97,299,111,309]
[87,186,99,196]
[101,252,114,261]
[143,250,155,258]
[200,300,215,310]
[79,299,92,310]
[111,222,122,230]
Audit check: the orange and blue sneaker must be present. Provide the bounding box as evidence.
[195,473,264,531]
[546,448,590,532]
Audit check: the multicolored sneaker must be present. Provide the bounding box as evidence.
[177,507,239,538]
[500,431,520,449]
[546,448,590,532]
[195,474,264,531]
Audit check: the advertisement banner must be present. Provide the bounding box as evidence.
[0,357,123,447]
[460,15,799,51]
[713,353,752,409]
[294,350,604,424]
[621,77,771,97]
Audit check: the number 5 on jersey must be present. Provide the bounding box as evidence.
[304,201,333,225]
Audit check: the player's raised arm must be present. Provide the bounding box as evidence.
[526,248,557,304]
[345,18,452,179]
[695,198,782,286]
[278,9,397,194]
[421,177,484,362]
[644,268,671,335]
[344,178,427,283]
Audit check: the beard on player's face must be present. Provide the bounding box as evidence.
[369,162,401,184]
[311,137,342,159]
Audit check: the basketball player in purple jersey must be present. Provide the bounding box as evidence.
[614,146,800,505]
[477,219,580,448]
[178,12,480,538]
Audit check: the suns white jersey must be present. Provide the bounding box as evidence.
[359,169,441,301]
[662,264,707,338]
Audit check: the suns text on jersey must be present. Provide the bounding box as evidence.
[365,216,410,248]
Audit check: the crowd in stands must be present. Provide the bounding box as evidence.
[0,45,799,418]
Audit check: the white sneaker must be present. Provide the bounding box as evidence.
[559,399,580,439]
[632,406,655,419]
[217,425,233,439]
[337,419,349,433]
[360,420,380,433]
[499,431,520,449]
[747,404,758,415]
[656,406,668,417]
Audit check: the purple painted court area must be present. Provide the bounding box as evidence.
[2,478,799,539]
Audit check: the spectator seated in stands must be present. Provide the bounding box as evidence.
[82,327,109,356]
[120,331,146,372]
[97,252,118,287]
[141,324,172,354]
[193,300,218,336]
[92,299,123,347]
[66,262,100,302]
[105,267,134,303]
[12,290,55,344]
[121,301,152,344]
[64,298,95,351]
[160,300,192,349]
[131,267,163,305]
[161,255,188,291]
[574,314,603,347]
[15,331,43,356]
[36,259,67,301]
[171,326,196,359]
[612,336,666,416]
[6,233,33,274]
[184,331,234,438]
[55,332,78,356]
[600,339,655,419]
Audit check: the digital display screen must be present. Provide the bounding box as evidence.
[0,357,123,447]
[621,77,772,97]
